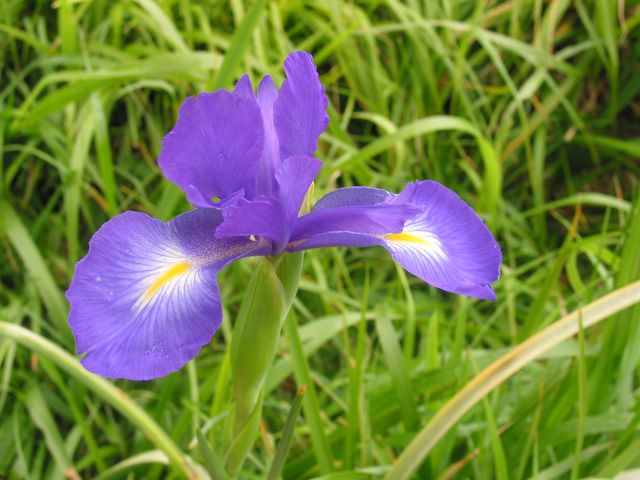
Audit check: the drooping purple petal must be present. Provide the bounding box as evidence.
[274,51,329,160]
[158,91,265,203]
[288,181,501,300]
[288,187,419,250]
[384,181,501,300]
[66,209,269,380]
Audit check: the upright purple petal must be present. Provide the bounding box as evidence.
[288,182,501,300]
[185,185,217,208]
[67,209,269,380]
[275,155,322,222]
[255,75,280,194]
[274,51,329,160]
[233,74,254,98]
[158,91,265,203]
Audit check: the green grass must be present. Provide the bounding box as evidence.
[2,0,640,478]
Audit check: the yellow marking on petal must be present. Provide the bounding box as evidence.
[384,232,430,246]
[141,262,190,302]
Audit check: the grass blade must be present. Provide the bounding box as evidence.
[24,383,78,479]
[134,0,188,52]
[197,428,229,480]
[93,450,169,480]
[283,310,334,475]
[0,321,197,477]
[210,0,269,90]
[375,304,418,432]
[267,385,306,480]
[385,280,640,480]
[0,201,68,333]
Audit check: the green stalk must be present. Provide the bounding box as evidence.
[226,252,303,476]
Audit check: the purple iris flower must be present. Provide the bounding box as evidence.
[66,51,501,380]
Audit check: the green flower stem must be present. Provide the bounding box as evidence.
[226,252,303,475]
[0,321,196,478]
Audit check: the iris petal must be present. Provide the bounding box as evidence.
[290,203,416,250]
[216,155,322,253]
[387,181,501,293]
[313,186,393,210]
[275,155,322,222]
[215,196,287,252]
[288,181,501,300]
[257,75,280,188]
[233,74,254,98]
[158,91,265,202]
[66,209,268,380]
[289,186,418,249]
[274,51,329,160]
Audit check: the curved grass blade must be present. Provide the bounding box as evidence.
[0,321,198,478]
[0,201,68,333]
[197,429,229,480]
[384,280,640,480]
[267,385,305,480]
[93,450,169,480]
[328,115,501,215]
[209,0,269,90]
[25,383,79,479]
[134,0,188,52]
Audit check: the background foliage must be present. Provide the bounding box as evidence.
[1,0,640,478]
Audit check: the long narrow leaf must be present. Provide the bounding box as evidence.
[0,321,197,477]
[385,280,640,480]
